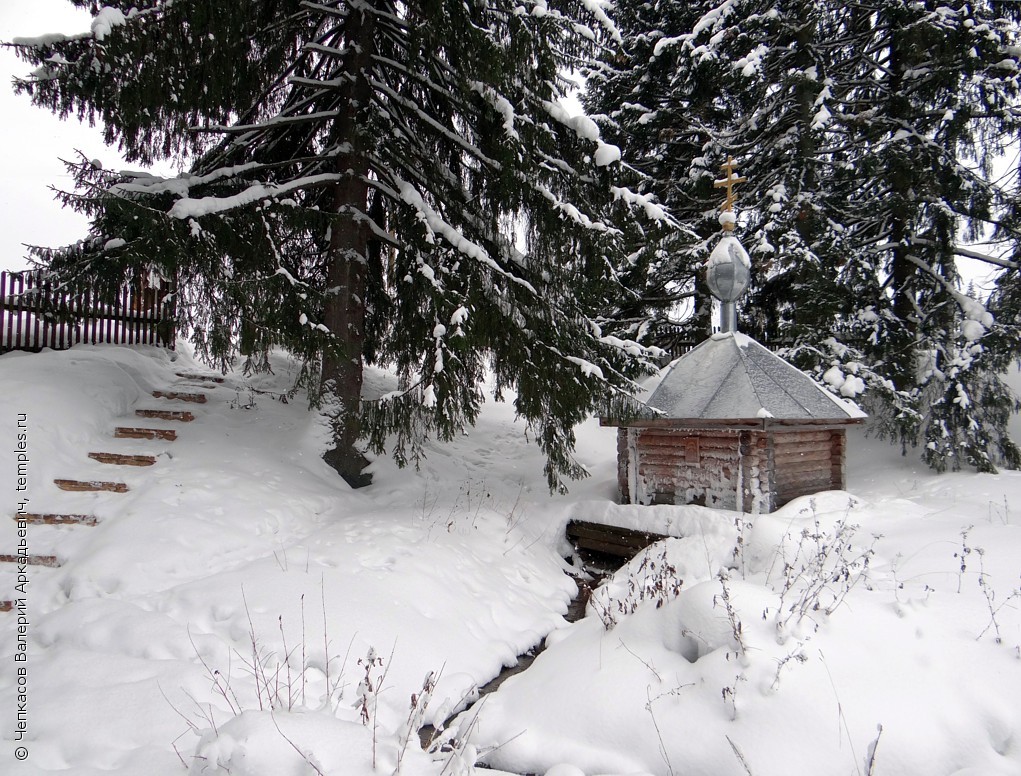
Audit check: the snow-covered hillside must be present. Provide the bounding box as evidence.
[1,345,1019,776]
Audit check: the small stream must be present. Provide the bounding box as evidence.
[419,569,605,752]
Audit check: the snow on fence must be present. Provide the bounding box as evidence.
[0,269,174,354]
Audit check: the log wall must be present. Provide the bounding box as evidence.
[617,424,849,513]
[772,428,845,508]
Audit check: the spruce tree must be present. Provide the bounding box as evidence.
[585,0,1021,473]
[828,0,1021,471]
[11,0,664,490]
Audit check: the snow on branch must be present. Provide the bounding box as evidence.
[909,238,1019,270]
[541,100,622,166]
[167,174,342,220]
[191,111,342,135]
[381,175,538,295]
[470,82,520,140]
[609,186,675,225]
[535,183,616,233]
[109,162,266,199]
[580,0,621,42]
[10,30,92,47]
[370,78,503,169]
[652,0,736,58]
[902,253,996,342]
[10,2,172,50]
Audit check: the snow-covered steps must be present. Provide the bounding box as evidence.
[0,553,61,568]
[88,452,158,467]
[175,371,224,383]
[13,513,98,526]
[54,478,129,493]
[136,409,195,422]
[114,426,177,441]
[152,390,207,403]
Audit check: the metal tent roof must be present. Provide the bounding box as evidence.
[645,332,865,421]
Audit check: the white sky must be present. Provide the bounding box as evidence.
[0,1,128,272]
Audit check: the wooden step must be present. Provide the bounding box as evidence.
[114,426,177,441]
[152,390,207,404]
[14,513,98,526]
[176,372,225,383]
[89,452,157,467]
[136,409,195,422]
[54,479,129,493]
[0,554,60,568]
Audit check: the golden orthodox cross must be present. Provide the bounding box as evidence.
[713,157,746,219]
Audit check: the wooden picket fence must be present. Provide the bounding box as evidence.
[0,269,174,354]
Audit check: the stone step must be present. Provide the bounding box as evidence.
[54,479,129,493]
[0,553,60,568]
[13,513,98,526]
[152,390,207,404]
[136,409,195,422]
[114,426,177,441]
[88,452,158,467]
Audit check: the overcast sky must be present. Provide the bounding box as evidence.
[0,1,129,272]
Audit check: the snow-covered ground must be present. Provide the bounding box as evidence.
[0,344,1019,776]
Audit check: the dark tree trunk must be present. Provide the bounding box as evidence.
[887,17,918,394]
[321,5,376,488]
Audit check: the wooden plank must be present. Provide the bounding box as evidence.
[566,520,671,559]
[136,409,195,422]
[54,279,66,350]
[637,438,737,454]
[176,372,225,383]
[88,452,158,466]
[774,449,832,466]
[776,477,835,498]
[638,449,687,465]
[14,513,98,526]
[775,459,834,477]
[125,283,136,344]
[152,390,207,404]
[778,463,837,481]
[772,440,835,456]
[54,479,129,493]
[567,521,671,546]
[0,271,9,350]
[106,288,116,344]
[638,429,739,445]
[0,554,61,568]
[639,461,732,478]
[73,288,84,345]
[37,275,49,350]
[114,427,177,441]
[29,272,41,351]
[87,287,99,344]
[13,273,26,350]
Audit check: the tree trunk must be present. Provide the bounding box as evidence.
[887,16,918,394]
[321,5,376,488]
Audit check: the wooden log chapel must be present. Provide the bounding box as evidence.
[602,159,865,514]
[602,331,864,513]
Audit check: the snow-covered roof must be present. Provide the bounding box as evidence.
[644,332,866,421]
